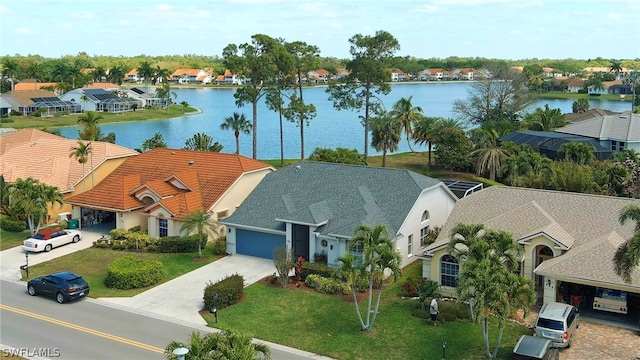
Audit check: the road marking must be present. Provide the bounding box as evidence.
[0,304,164,354]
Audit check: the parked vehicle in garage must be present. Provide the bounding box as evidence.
[22,228,82,252]
[27,271,89,304]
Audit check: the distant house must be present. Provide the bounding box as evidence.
[14,81,59,93]
[221,161,458,268]
[565,108,618,123]
[308,69,329,83]
[554,113,640,152]
[556,77,585,93]
[127,87,164,108]
[390,69,407,82]
[0,129,138,224]
[125,69,141,82]
[417,68,448,81]
[0,90,81,116]
[60,88,142,113]
[215,69,242,85]
[451,68,477,80]
[170,69,213,84]
[65,148,274,236]
[498,130,613,161]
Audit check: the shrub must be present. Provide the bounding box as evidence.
[212,237,227,255]
[313,275,350,295]
[305,274,320,288]
[111,241,126,250]
[109,228,129,240]
[203,274,244,310]
[0,117,15,123]
[401,277,440,300]
[93,241,109,249]
[300,262,335,281]
[128,225,142,233]
[0,217,27,232]
[314,251,328,264]
[58,220,68,229]
[104,255,164,290]
[155,234,204,253]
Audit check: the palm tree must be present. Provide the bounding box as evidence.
[156,82,177,109]
[108,64,126,85]
[370,113,402,167]
[337,223,402,331]
[183,133,223,152]
[25,61,43,90]
[8,178,64,236]
[69,141,92,191]
[165,330,270,360]
[609,59,623,79]
[412,116,439,168]
[1,57,19,91]
[469,129,509,181]
[142,132,168,152]
[137,60,154,93]
[390,96,423,152]
[220,112,252,155]
[559,142,596,164]
[155,66,171,85]
[77,111,104,187]
[448,224,529,358]
[180,209,219,258]
[521,105,566,131]
[614,205,640,283]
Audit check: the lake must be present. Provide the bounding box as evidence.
[58,82,632,159]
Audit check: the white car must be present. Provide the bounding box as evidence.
[22,228,82,253]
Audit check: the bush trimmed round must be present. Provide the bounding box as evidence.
[104,255,164,290]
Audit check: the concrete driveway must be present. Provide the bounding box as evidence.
[98,254,275,325]
[0,230,100,281]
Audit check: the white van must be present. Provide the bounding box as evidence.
[533,302,580,348]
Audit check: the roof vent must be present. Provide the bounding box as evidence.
[296,165,302,170]
[189,160,195,166]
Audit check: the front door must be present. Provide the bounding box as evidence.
[292,224,309,261]
[536,246,554,287]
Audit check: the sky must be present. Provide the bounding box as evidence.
[1,0,639,60]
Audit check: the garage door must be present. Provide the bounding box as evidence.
[236,229,285,259]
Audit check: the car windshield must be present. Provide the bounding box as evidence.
[536,318,564,330]
[67,277,86,286]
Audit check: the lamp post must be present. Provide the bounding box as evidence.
[442,341,447,360]
[210,292,219,323]
[173,347,189,360]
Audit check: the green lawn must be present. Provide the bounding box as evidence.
[21,246,222,298]
[1,105,198,130]
[203,262,530,360]
[0,229,30,251]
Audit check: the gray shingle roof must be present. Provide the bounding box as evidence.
[222,161,445,238]
[555,113,640,141]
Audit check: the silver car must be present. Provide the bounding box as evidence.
[533,302,580,348]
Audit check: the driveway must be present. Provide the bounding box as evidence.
[98,254,274,325]
[0,230,100,281]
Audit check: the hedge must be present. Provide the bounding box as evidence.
[299,262,335,281]
[104,255,164,290]
[203,274,244,311]
[0,217,27,232]
[155,234,205,253]
[305,274,350,295]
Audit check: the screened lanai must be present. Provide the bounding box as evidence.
[25,97,82,116]
[498,130,613,161]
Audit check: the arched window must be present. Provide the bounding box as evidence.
[441,255,459,287]
[540,247,553,257]
[421,210,430,222]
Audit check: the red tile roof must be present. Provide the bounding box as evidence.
[1,129,138,192]
[65,148,273,219]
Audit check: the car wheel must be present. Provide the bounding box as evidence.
[72,235,80,243]
[44,244,52,252]
[56,292,65,304]
[28,285,36,296]
[567,335,572,348]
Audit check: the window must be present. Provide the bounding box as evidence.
[421,210,430,222]
[350,242,363,266]
[611,141,626,151]
[420,226,430,246]
[441,255,459,287]
[408,235,413,256]
[159,218,168,237]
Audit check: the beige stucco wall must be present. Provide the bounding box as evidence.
[48,157,132,224]
[424,233,559,298]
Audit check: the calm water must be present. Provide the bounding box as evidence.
[58,83,632,159]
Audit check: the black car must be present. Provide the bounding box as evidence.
[27,271,90,304]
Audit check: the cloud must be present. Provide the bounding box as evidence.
[155,4,172,11]
[413,5,438,12]
[15,27,31,34]
[71,11,95,19]
[607,12,622,19]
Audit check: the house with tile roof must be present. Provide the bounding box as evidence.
[0,129,139,224]
[220,161,458,267]
[421,186,640,307]
[170,69,213,84]
[14,81,59,92]
[307,69,329,83]
[0,90,81,116]
[215,69,242,85]
[64,148,274,237]
[417,68,450,81]
[125,69,140,82]
[555,76,585,93]
[554,113,640,152]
